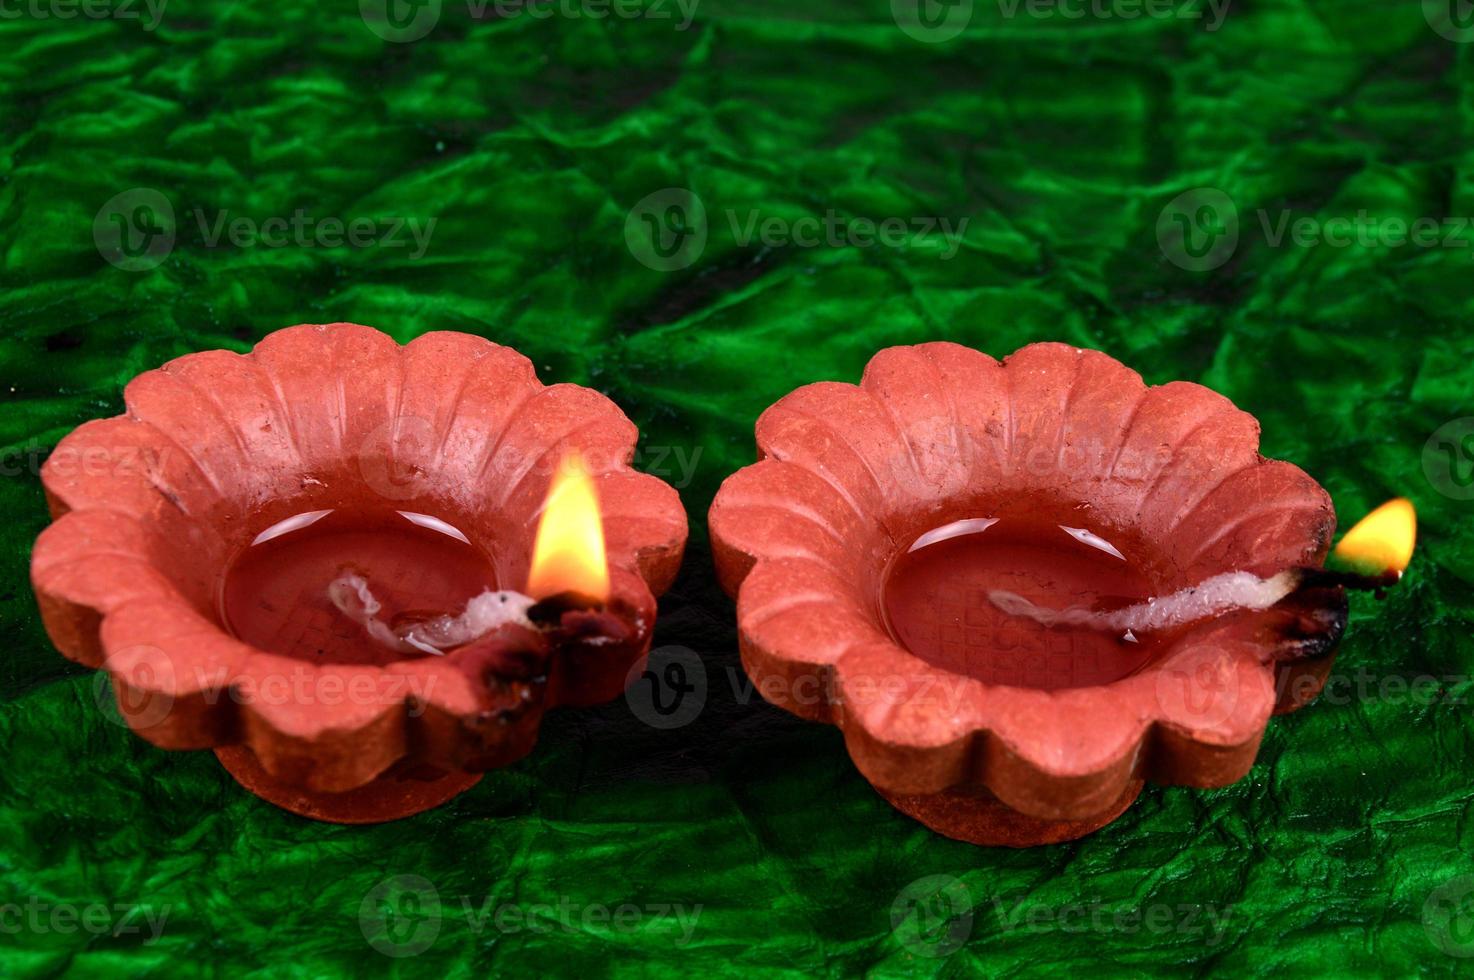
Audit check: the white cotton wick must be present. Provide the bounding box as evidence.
[988,569,1300,634]
[327,572,536,655]
[397,589,538,653]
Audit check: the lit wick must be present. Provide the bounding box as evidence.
[524,451,611,618]
[329,452,611,654]
[990,498,1416,634]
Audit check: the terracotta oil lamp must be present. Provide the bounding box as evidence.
[31,323,687,823]
[710,342,1414,847]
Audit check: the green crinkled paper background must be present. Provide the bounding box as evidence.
[3,0,1474,975]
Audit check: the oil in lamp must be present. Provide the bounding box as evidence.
[31,323,687,822]
[710,341,1417,846]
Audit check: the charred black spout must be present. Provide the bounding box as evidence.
[527,590,605,626]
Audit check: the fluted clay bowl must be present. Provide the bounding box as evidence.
[709,342,1345,846]
[31,323,687,823]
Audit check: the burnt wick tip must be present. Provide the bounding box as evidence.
[527,590,606,626]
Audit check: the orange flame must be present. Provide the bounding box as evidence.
[527,452,610,602]
[1332,498,1417,576]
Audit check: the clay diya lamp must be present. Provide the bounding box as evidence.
[710,342,1414,847]
[31,323,687,823]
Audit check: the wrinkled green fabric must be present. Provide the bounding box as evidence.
[2,0,1473,976]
